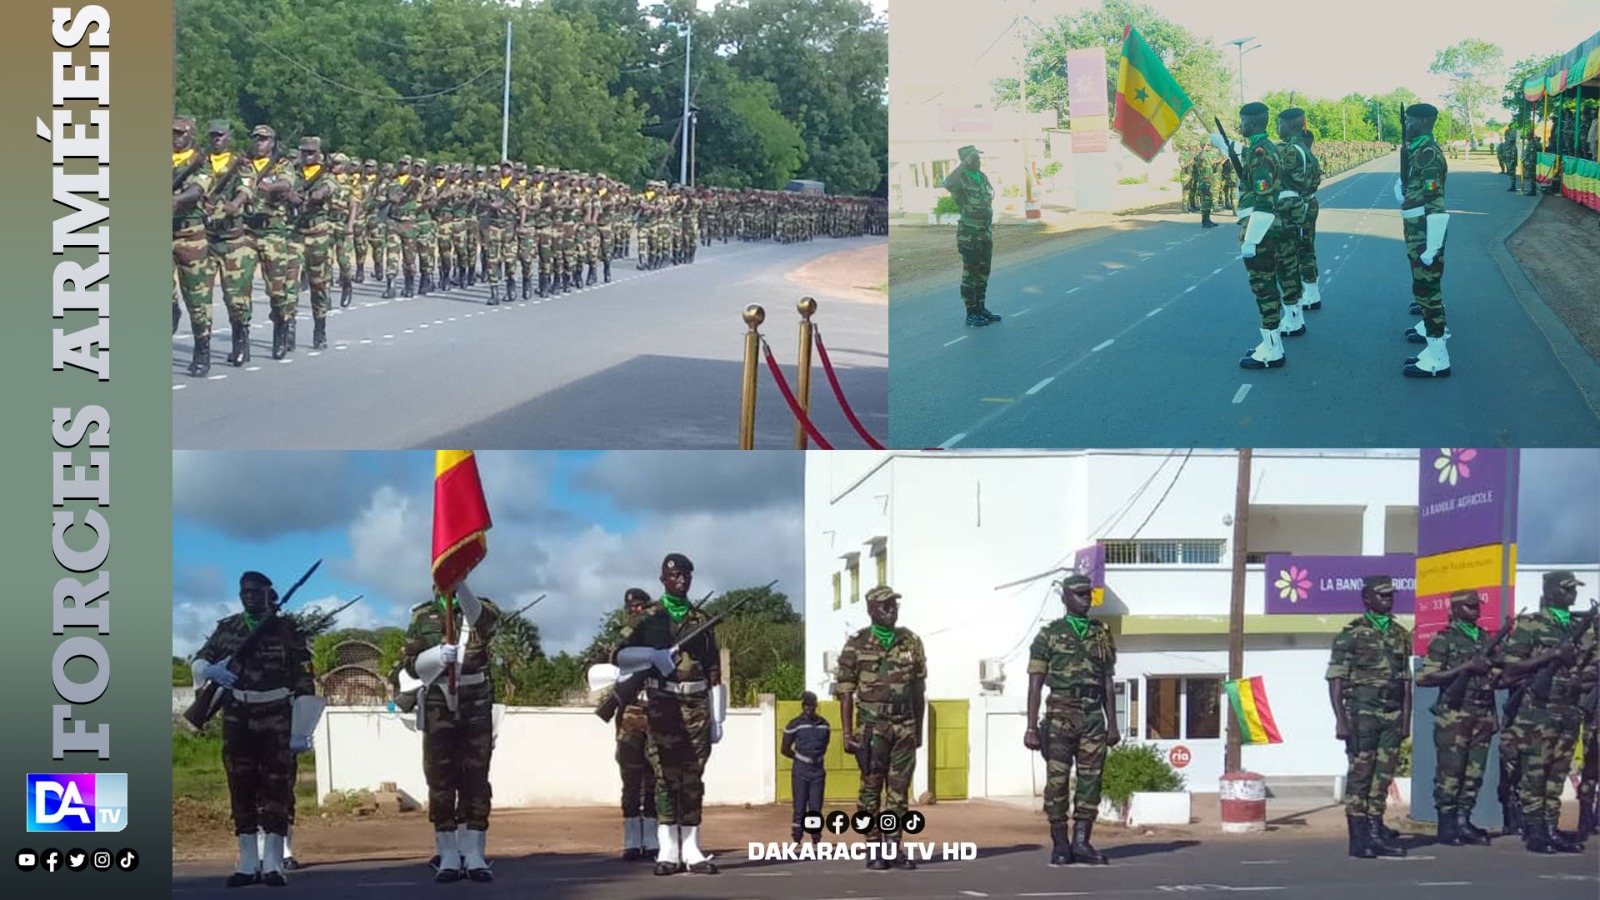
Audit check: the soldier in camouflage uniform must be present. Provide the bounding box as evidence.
[245,125,302,360]
[1272,108,1311,336]
[384,155,422,299]
[481,160,518,306]
[428,163,454,294]
[200,120,256,368]
[1214,102,1291,369]
[1502,131,1519,188]
[328,153,358,308]
[1576,644,1599,839]
[1415,589,1498,846]
[618,553,723,876]
[1396,103,1451,378]
[836,585,926,871]
[364,160,388,284]
[1523,132,1541,197]
[1217,152,1235,211]
[291,137,340,351]
[1192,148,1217,228]
[608,588,660,861]
[402,579,501,883]
[942,145,1000,328]
[1493,571,1594,854]
[173,116,215,376]
[1025,573,1118,867]
[191,571,319,887]
[1297,129,1325,310]
[412,157,438,295]
[1326,575,1412,859]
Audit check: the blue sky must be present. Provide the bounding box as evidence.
[172,451,805,657]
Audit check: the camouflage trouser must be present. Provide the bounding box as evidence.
[1042,698,1108,824]
[659,223,675,259]
[597,224,613,264]
[1402,216,1446,337]
[207,232,257,325]
[333,227,354,283]
[222,701,294,836]
[645,693,711,826]
[1196,178,1212,213]
[1184,178,1196,209]
[422,686,495,831]
[1240,222,1284,329]
[174,225,212,334]
[1341,691,1404,818]
[1513,702,1581,822]
[482,224,506,284]
[1523,159,1538,193]
[1431,705,1497,814]
[392,219,418,279]
[434,219,455,278]
[791,763,825,837]
[367,222,387,277]
[956,220,993,311]
[416,220,436,275]
[298,229,333,321]
[1509,162,1521,190]
[1498,714,1524,821]
[457,222,476,274]
[518,227,537,282]
[1275,205,1306,304]
[559,227,578,277]
[685,220,699,253]
[1579,718,1597,819]
[616,724,657,818]
[1299,199,1320,283]
[351,223,367,272]
[855,717,917,836]
[254,229,302,324]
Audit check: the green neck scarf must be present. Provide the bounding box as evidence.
[1065,615,1090,639]
[1409,135,1430,151]
[243,612,258,631]
[871,624,896,648]
[1550,608,1573,628]
[1365,611,1393,633]
[661,593,689,622]
[1453,620,1481,642]
[966,169,983,186]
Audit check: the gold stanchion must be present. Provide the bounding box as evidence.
[739,304,765,450]
[794,297,817,450]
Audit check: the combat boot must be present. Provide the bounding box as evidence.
[1435,812,1462,846]
[523,276,533,300]
[312,318,327,351]
[271,321,288,360]
[434,829,462,883]
[1201,211,1217,228]
[419,272,432,296]
[228,323,250,367]
[892,835,917,870]
[587,264,597,286]
[173,302,182,335]
[1071,820,1108,865]
[340,279,353,309]
[1579,800,1598,839]
[966,310,991,327]
[383,277,397,299]
[187,329,211,378]
[1547,820,1585,854]
[461,826,493,882]
[603,261,612,283]
[355,262,365,283]
[374,261,385,282]
[1240,328,1285,369]
[866,837,890,870]
[402,275,415,298]
[563,273,573,294]
[504,273,515,299]
[1279,303,1306,337]
[978,304,1003,323]
[488,285,500,306]
[1049,821,1073,866]
[228,834,262,887]
[1367,816,1406,856]
[1347,816,1377,859]
[286,319,297,353]
[1409,302,1423,315]
[1503,800,1521,836]
[1523,819,1557,854]
[1457,812,1491,845]
[436,268,449,293]
[261,833,288,887]
[535,273,547,298]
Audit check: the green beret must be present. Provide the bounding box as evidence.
[957,144,982,159]
[1278,107,1305,121]
[1240,102,1269,117]
[1406,103,1438,118]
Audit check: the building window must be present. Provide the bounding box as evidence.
[1105,539,1226,565]
[932,160,949,182]
[1114,680,1138,740]
[832,572,842,610]
[847,556,860,603]
[1145,676,1222,740]
[870,538,887,588]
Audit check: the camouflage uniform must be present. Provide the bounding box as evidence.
[1297,135,1324,293]
[1239,128,1291,328]
[941,147,997,324]
[611,603,659,856]
[1419,621,1498,823]
[1494,608,1595,836]
[1522,135,1541,197]
[172,125,215,368]
[244,129,302,355]
[1401,132,1448,338]
[619,601,720,829]
[1327,613,1412,820]
[834,591,926,838]
[1029,614,1116,826]
[483,170,519,303]
[290,139,340,346]
[200,128,257,366]
[1193,151,1213,217]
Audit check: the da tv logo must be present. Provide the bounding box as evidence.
[25,773,128,832]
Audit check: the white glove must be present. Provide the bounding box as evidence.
[1208,132,1228,153]
[203,660,238,688]
[1420,249,1436,266]
[1241,243,1257,259]
[710,718,723,745]
[1393,178,1404,203]
[439,643,459,666]
[289,735,312,754]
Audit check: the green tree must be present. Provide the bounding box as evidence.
[1429,39,1503,150]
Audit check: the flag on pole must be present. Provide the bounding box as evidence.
[1112,25,1194,163]
[432,451,492,592]
[1223,676,1283,745]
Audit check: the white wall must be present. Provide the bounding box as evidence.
[313,700,776,809]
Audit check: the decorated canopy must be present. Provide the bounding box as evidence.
[1523,30,1600,102]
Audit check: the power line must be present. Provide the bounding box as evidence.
[1092,450,1177,538]
[1129,449,1194,540]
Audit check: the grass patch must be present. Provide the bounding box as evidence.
[173,729,319,813]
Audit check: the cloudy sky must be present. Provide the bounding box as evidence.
[172,451,805,657]
[894,0,1599,113]
[1515,448,1600,564]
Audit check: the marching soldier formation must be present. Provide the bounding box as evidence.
[172,118,886,375]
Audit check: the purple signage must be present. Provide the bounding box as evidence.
[1416,449,1519,557]
[1264,554,1416,615]
[1066,48,1108,119]
[1073,543,1105,587]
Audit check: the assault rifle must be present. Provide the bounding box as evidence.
[173,152,205,194]
[1215,116,1246,181]
[1440,621,1514,710]
[1529,601,1599,704]
[184,559,322,729]
[1399,103,1410,186]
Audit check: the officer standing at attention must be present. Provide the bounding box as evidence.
[781,691,831,844]
[1414,589,1498,846]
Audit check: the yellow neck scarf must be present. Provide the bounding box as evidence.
[302,164,322,181]
[434,177,445,187]
[210,152,233,170]
[252,157,270,173]
[500,176,512,188]
[173,148,197,167]
[397,174,411,185]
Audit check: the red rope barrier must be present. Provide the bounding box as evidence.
[762,341,834,450]
[812,327,886,450]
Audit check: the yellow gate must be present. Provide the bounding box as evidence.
[928,699,969,801]
[774,699,969,803]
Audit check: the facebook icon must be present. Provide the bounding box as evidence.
[26,774,129,832]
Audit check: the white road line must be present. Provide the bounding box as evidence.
[277,358,293,364]
[1238,860,1283,865]
[1376,855,1435,861]
[1067,287,1081,294]
[1213,267,1225,274]
[308,351,322,357]
[1017,893,1090,897]
[360,339,373,345]
[403,329,414,334]
[335,346,349,351]
[1013,309,1032,318]
[207,374,226,381]
[940,433,967,449]
[960,892,989,897]
[1232,384,1252,404]
[1092,339,1114,352]
[382,334,395,339]
[1026,377,1054,395]
[172,384,186,391]
[245,366,261,372]
[355,882,416,888]
[1107,268,1121,276]
[1418,882,1472,887]
[1184,285,1197,293]
[738,872,794,877]
[1146,308,1161,318]
[944,335,968,347]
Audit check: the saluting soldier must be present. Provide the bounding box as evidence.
[941,145,1001,327]
[836,585,926,871]
[1326,575,1412,859]
[1414,590,1498,846]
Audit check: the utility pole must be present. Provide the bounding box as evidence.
[680,18,693,186]
[1017,12,1035,218]
[501,20,512,162]
[690,110,698,187]
[1225,448,1252,774]
[1227,38,1258,106]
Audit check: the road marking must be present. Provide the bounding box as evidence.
[207,374,226,381]
[1184,285,1197,293]
[944,336,968,347]
[1013,308,1032,318]
[1067,287,1081,294]
[940,433,967,449]
[1147,308,1162,318]
[1018,893,1090,897]
[1092,339,1114,352]
[278,358,293,364]
[1540,874,1599,882]
[1417,882,1472,887]
[981,397,1014,403]
[1376,855,1435,861]
[360,339,373,345]
[356,882,417,888]
[403,329,414,334]
[1238,860,1283,865]
[172,384,185,391]
[245,366,261,372]
[336,345,349,351]
[1107,268,1121,276]
[1026,377,1054,395]
[382,334,395,339]
[961,892,989,897]
[1232,384,1252,403]
[739,872,793,877]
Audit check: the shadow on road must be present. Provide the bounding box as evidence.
[1105,838,1201,860]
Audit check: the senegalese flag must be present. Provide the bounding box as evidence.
[1112,25,1194,163]
[1223,676,1283,745]
[432,451,492,592]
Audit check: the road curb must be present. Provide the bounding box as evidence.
[1487,195,1600,422]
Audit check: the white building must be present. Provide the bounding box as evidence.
[804,450,1598,803]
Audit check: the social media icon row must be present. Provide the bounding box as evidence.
[803,809,928,836]
[15,847,136,872]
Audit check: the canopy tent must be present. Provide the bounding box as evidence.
[1523,30,1600,102]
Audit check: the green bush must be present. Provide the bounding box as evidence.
[1101,742,1186,807]
[934,195,960,216]
[1397,736,1412,778]
[1117,174,1149,185]
[1040,161,1063,180]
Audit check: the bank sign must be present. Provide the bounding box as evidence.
[1263,554,1416,615]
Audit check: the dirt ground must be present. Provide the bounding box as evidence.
[785,242,888,304]
[1507,191,1600,361]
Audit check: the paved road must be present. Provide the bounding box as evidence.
[889,155,1600,449]
[172,831,1599,899]
[173,238,886,449]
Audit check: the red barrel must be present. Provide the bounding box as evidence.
[1219,771,1267,833]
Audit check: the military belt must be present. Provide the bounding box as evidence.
[858,700,916,719]
[430,671,486,691]
[230,687,292,704]
[1277,190,1300,199]
[1400,207,1427,220]
[645,678,707,696]
[794,752,818,764]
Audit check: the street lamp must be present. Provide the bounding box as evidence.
[1227,37,1261,105]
